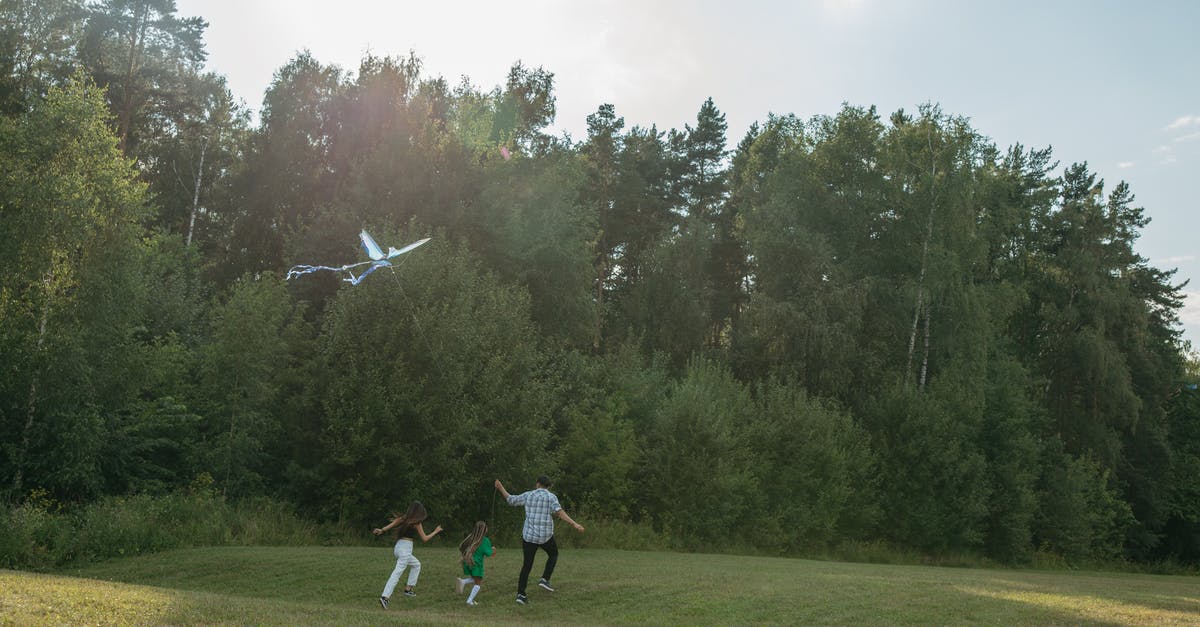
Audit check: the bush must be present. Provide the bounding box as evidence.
[554,518,670,552]
[0,488,348,571]
[0,492,75,570]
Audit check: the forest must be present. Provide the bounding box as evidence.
[2,0,1199,566]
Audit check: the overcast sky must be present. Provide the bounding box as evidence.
[176,0,1200,348]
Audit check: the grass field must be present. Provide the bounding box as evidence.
[2,546,1199,625]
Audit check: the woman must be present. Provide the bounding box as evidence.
[373,500,443,609]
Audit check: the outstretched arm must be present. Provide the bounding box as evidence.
[556,509,585,533]
[373,516,401,536]
[415,522,444,542]
[496,479,529,505]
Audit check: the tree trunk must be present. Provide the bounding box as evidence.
[593,228,606,352]
[117,3,149,154]
[919,299,931,390]
[905,287,923,382]
[186,136,209,246]
[905,135,939,387]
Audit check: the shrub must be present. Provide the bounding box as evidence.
[0,488,349,571]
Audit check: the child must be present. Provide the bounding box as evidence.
[455,521,495,606]
[373,500,443,609]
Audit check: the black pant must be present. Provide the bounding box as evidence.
[517,535,558,595]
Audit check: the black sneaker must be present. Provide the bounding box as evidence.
[402,589,417,597]
[538,578,555,592]
[379,596,389,609]
[516,593,528,605]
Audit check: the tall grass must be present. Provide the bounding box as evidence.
[5,490,1194,576]
[0,487,357,571]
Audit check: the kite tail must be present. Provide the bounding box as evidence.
[286,261,374,282]
[285,264,348,281]
[345,263,385,285]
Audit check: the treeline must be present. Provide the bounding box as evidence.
[2,0,1199,566]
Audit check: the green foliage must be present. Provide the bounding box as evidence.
[0,488,332,570]
[0,490,74,569]
[78,0,208,156]
[193,274,308,496]
[750,381,879,550]
[1036,447,1135,563]
[473,151,594,346]
[640,359,763,544]
[0,0,85,114]
[978,350,1043,563]
[1161,385,1200,561]
[867,381,991,553]
[314,238,554,524]
[1,15,1195,565]
[0,74,150,501]
[551,345,668,518]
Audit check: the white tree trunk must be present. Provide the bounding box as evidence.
[186,136,208,246]
[920,300,931,390]
[905,134,939,388]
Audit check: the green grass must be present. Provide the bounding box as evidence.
[3,546,1198,625]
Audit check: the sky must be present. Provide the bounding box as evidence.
[176,0,1200,348]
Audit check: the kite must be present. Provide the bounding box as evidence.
[500,146,512,161]
[286,230,430,285]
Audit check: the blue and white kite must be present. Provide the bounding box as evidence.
[286,231,430,285]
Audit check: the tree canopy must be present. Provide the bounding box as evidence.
[2,0,1197,564]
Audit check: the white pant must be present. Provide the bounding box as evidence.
[382,539,421,597]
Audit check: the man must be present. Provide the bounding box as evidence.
[494,475,585,605]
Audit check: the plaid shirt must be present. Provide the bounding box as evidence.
[507,487,562,543]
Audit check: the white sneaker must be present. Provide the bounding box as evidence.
[456,578,466,594]
[467,600,478,606]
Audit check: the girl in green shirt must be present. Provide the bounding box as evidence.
[456,521,495,606]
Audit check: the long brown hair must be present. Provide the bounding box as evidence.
[459,521,487,566]
[389,501,428,539]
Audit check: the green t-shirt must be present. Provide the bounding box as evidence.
[462,536,493,578]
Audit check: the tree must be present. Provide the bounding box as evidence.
[138,71,248,249]
[491,61,556,149]
[0,75,149,501]
[549,345,667,518]
[579,103,624,351]
[736,107,878,399]
[193,274,305,496]
[639,359,763,544]
[678,97,738,347]
[0,0,85,114]
[1161,379,1200,561]
[751,381,879,549]
[78,0,207,157]
[218,52,343,283]
[474,150,594,347]
[312,238,555,523]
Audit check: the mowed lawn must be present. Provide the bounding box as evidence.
[3,546,1199,625]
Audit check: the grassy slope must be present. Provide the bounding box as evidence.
[2,546,1198,625]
